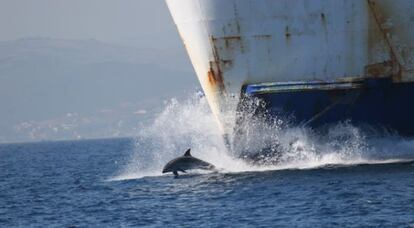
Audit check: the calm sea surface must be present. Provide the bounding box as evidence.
[0,137,413,227]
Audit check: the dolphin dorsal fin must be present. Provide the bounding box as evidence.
[184,149,191,157]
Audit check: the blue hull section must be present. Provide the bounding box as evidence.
[245,78,414,135]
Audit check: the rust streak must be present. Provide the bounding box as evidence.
[365,60,393,78]
[221,59,233,65]
[212,36,242,42]
[321,13,326,21]
[367,0,404,81]
[207,69,217,84]
[208,36,226,92]
[208,61,225,89]
[233,3,241,34]
[236,20,241,34]
[285,26,291,40]
[253,34,272,39]
[222,36,242,40]
[224,35,244,53]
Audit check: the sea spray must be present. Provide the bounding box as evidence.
[113,95,253,180]
[112,93,414,180]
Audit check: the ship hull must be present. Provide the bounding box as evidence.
[166,0,414,136]
[246,78,414,135]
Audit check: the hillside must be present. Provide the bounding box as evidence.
[0,38,198,142]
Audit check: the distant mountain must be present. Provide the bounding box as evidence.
[0,38,193,71]
[0,38,198,143]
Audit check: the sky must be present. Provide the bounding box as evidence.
[0,0,179,49]
[0,0,199,143]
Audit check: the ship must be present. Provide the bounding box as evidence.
[166,0,414,148]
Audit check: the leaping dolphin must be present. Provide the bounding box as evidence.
[162,149,216,176]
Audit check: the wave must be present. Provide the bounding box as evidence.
[110,94,414,181]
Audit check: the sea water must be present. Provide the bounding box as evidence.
[0,96,413,227]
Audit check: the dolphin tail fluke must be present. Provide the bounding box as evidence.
[184,148,191,157]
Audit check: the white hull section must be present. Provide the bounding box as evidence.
[166,0,414,133]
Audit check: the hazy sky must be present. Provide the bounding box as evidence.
[0,0,200,142]
[0,0,180,49]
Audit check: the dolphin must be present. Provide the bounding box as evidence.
[162,149,216,176]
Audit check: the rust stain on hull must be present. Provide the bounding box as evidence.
[365,60,393,78]
[207,61,225,90]
[367,0,404,81]
[285,26,291,40]
[208,36,227,93]
[253,34,272,39]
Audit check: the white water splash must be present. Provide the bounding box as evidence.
[111,94,414,181]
